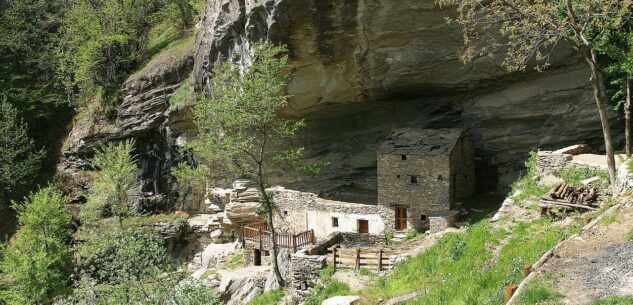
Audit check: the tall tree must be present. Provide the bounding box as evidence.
[596,27,633,158]
[0,99,44,206]
[0,188,73,305]
[437,0,633,184]
[79,140,139,226]
[190,44,324,286]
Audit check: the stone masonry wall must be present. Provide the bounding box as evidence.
[537,151,572,173]
[270,188,394,238]
[449,136,476,205]
[377,153,451,230]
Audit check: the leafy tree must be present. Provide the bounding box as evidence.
[58,0,199,101]
[79,140,139,226]
[0,187,73,305]
[190,44,325,286]
[596,27,633,158]
[0,99,44,206]
[437,0,633,184]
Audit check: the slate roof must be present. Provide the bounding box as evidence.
[377,128,464,156]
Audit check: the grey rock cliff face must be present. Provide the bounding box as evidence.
[60,0,618,209]
[192,0,616,192]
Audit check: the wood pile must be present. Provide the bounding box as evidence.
[539,182,599,214]
[546,182,598,205]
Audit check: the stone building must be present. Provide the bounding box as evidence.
[377,128,475,231]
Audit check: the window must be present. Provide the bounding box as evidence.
[420,214,427,221]
[410,175,418,184]
[396,174,401,178]
[283,210,288,216]
[401,155,407,160]
[332,217,339,227]
[437,175,442,181]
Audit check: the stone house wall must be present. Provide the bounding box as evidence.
[270,188,393,238]
[377,153,451,230]
[449,136,476,204]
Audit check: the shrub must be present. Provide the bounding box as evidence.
[0,188,73,305]
[251,289,284,305]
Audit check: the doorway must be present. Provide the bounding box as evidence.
[253,249,262,266]
[357,219,369,234]
[395,207,407,231]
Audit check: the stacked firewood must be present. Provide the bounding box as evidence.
[546,182,598,206]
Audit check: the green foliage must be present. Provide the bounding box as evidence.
[79,227,173,285]
[80,140,139,225]
[169,78,195,109]
[304,281,351,305]
[510,152,550,203]
[627,227,633,241]
[58,0,200,100]
[190,43,325,187]
[251,289,284,305]
[0,99,44,206]
[65,275,221,305]
[319,265,336,282]
[0,188,73,305]
[171,161,210,207]
[515,275,563,305]
[384,229,395,245]
[223,251,245,270]
[552,167,610,190]
[591,296,633,305]
[359,267,373,276]
[364,218,573,304]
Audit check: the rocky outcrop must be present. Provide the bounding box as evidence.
[192,0,620,192]
[59,40,196,211]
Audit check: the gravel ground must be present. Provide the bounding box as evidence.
[539,206,633,304]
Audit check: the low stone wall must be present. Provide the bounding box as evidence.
[290,250,327,290]
[536,151,572,173]
[428,211,459,234]
[339,232,386,247]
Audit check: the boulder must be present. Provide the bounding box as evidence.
[322,296,361,305]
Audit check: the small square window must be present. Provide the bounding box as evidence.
[332,217,339,227]
[396,174,401,178]
[401,155,407,160]
[283,210,288,216]
[410,175,418,184]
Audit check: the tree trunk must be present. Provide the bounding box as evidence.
[626,78,632,158]
[586,52,617,184]
[258,181,285,287]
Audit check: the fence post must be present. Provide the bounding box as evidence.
[292,233,297,252]
[332,245,338,271]
[241,224,245,248]
[310,229,315,244]
[378,248,383,271]
[355,248,360,272]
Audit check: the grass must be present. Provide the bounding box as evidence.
[600,212,621,226]
[515,275,563,305]
[358,267,373,276]
[250,289,284,305]
[511,152,551,204]
[302,266,351,305]
[552,167,610,190]
[169,78,195,110]
[223,251,244,270]
[591,296,633,305]
[202,269,217,279]
[627,228,633,241]
[363,217,581,304]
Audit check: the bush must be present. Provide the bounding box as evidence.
[79,227,173,284]
[251,289,284,305]
[303,281,351,305]
[0,188,73,305]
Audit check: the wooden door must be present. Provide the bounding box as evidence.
[395,207,407,231]
[253,249,262,266]
[358,220,369,234]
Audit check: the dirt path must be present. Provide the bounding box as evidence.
[537,205,633,304]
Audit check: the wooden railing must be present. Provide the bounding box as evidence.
[327,245,395,272]
[241,222,315,252]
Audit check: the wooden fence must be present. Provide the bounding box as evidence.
[241,222,315,252]
[327,245,396,272]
